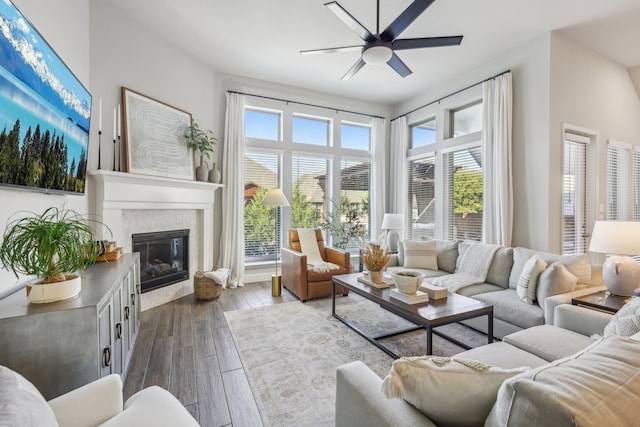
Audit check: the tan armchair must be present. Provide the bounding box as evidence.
[281,229,351,302]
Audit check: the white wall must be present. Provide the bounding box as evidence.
[548,32,640,253]
[392,35,552,250]
[0,0,90,295]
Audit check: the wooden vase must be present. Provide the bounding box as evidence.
[369,270,383,284]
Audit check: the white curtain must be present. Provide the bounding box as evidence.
[370,117,386,241]
[217,92,245,288]
[389,116,408,216]
[482,72,513,246]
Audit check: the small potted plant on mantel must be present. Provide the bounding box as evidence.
[0,207,106,303]
[181,120,218,182]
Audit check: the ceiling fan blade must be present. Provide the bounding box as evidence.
[387,53,412,78]
[325,1,376,43]
[300,45,363,55]
[380,0,436,41]
[393,36,463,50]
[341,57,366,80]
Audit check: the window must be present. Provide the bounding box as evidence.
[562,134,588,255]
[451,102,482,137]
[607,141,631,220]
[407,156,436,240]
[293,115,329,146]
[634,148,640,221]
[444,147,483,241]
[406,88,483,241]
[411,118,436,148]
[245,109,280,141]
[244,152,282,261]
[243,98,374,263]
[341,123,370,150]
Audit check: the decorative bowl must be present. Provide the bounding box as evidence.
[390,270,425,294]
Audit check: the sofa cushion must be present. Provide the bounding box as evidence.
[398,239,459,273]
[456,282,504,297]
[0,365,59,427]
[472,289,544,329]
[603,297,640,337]
[381,356,527,427]
[457,244,513,289]
[536,262,577,308]
[502,325,595,362]
[516,254,547,304]
[401,240,438,270]
[509,248,591,289]
[456,342,548,369]
[487,335,640,427]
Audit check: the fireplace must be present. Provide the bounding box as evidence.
[133,229,189,293]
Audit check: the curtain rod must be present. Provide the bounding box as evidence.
[391,69,511,122]
[227,90,386,120]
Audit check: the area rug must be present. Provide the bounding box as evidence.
[224,294,488,427]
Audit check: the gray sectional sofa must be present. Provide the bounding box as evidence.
[336,303,640,426]
[386,239,605,338]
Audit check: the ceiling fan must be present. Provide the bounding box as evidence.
[301,0,463,80]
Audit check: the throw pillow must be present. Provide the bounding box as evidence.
[516,254,547,304]
[603,297,640,337]
[402,240,438,270]
[0,365,59,427]
[535,262,578,308]
[381,356,527,427]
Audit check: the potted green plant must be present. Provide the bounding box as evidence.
[0,207,106,303]
[181,120,217,181]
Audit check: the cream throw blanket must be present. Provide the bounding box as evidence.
[426,243,501,293]
[296,228,340,273]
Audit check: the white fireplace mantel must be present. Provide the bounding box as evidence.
[90,170,222,272]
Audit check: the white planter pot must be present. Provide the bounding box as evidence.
[27,274,81,304]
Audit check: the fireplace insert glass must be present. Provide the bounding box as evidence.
[132,229,189,293]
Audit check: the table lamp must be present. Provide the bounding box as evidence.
[588,220,640,296]
[262,188,290,296]
[381,213,404,253]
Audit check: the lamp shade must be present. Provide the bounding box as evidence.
[588,221,640,255]
[381,213,404,230]
[262,188,290,207]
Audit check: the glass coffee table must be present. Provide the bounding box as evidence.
[332,273,493,358]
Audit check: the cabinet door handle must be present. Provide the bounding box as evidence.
[124,306,130,320]
[115,323,122,339]
[131,293,136,306]
[103,346,111,367]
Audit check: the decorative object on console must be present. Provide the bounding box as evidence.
[0,207,108,303]
[181,119,218,182]
[262,188,290,296]
[360,244,390,284]
[208,163,222,183]
[390,270,425,294]
[381,213,403,252]
[122,87,195,180]
[588,220,640,296]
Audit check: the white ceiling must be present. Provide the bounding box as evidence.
[104,0,640,105]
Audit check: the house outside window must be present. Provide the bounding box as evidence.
[243,98,374,263]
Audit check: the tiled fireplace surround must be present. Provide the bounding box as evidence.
[91,170,222,311]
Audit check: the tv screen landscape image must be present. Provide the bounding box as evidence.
[0,0,92,195]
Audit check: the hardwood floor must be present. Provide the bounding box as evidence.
[124,281,296,427]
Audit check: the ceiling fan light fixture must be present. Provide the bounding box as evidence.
[362,45,393,65]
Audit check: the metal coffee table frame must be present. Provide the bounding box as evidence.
[332,273,493,359]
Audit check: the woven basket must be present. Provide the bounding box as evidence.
[194,271,222,301]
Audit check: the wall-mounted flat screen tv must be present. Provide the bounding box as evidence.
[0,0,91,195]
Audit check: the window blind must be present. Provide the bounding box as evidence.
[444,147,483,241]
[291,155,328,229]
[633,148,640,221]
[562,137,587,254]
[607,142,631,220]
[407,155,436,240]
[339,159,371,250]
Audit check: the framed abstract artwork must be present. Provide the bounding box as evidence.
[122,87,194,180]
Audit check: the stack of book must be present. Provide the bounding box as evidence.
[390,289,429,304]
[357,275,392,289]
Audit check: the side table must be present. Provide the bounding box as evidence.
[571,291,629,314]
